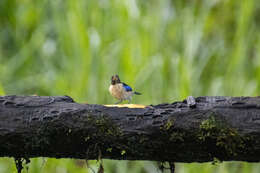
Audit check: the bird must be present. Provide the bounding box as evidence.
[109,75,141,104]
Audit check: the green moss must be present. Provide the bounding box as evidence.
[170,132,184,142]
[121,150,126,155]
[198,116,217,141]
[200,116,217,131]
[91,116,123,137]
[84,136,90,142]
[215,128,245,156]
[160,119,175,131]
[106,148,112,152]
[211,157,222,165]
[198,116,246,157]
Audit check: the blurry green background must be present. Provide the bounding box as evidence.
[1,0,260,172]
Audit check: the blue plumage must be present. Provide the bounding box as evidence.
[122,83,132,92]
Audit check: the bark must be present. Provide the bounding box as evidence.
[0,95,260,162]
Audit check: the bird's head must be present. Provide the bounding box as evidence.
[111,75,121,85]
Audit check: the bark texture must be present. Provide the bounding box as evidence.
[0,95,260,162]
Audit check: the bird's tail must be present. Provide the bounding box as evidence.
[134,91,141,95]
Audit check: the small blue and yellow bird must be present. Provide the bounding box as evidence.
[109,75,141,104]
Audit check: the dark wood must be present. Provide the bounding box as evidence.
[0,95,260,162]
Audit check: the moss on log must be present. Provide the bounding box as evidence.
[0,95,259,162]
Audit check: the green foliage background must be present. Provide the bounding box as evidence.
[1,0,260,172]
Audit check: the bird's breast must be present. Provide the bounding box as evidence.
[109,84,125,100]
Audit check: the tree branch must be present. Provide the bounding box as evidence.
[0,95,260,162]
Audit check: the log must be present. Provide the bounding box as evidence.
[0,95,260,163]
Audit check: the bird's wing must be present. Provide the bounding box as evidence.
[122,83,132,92]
